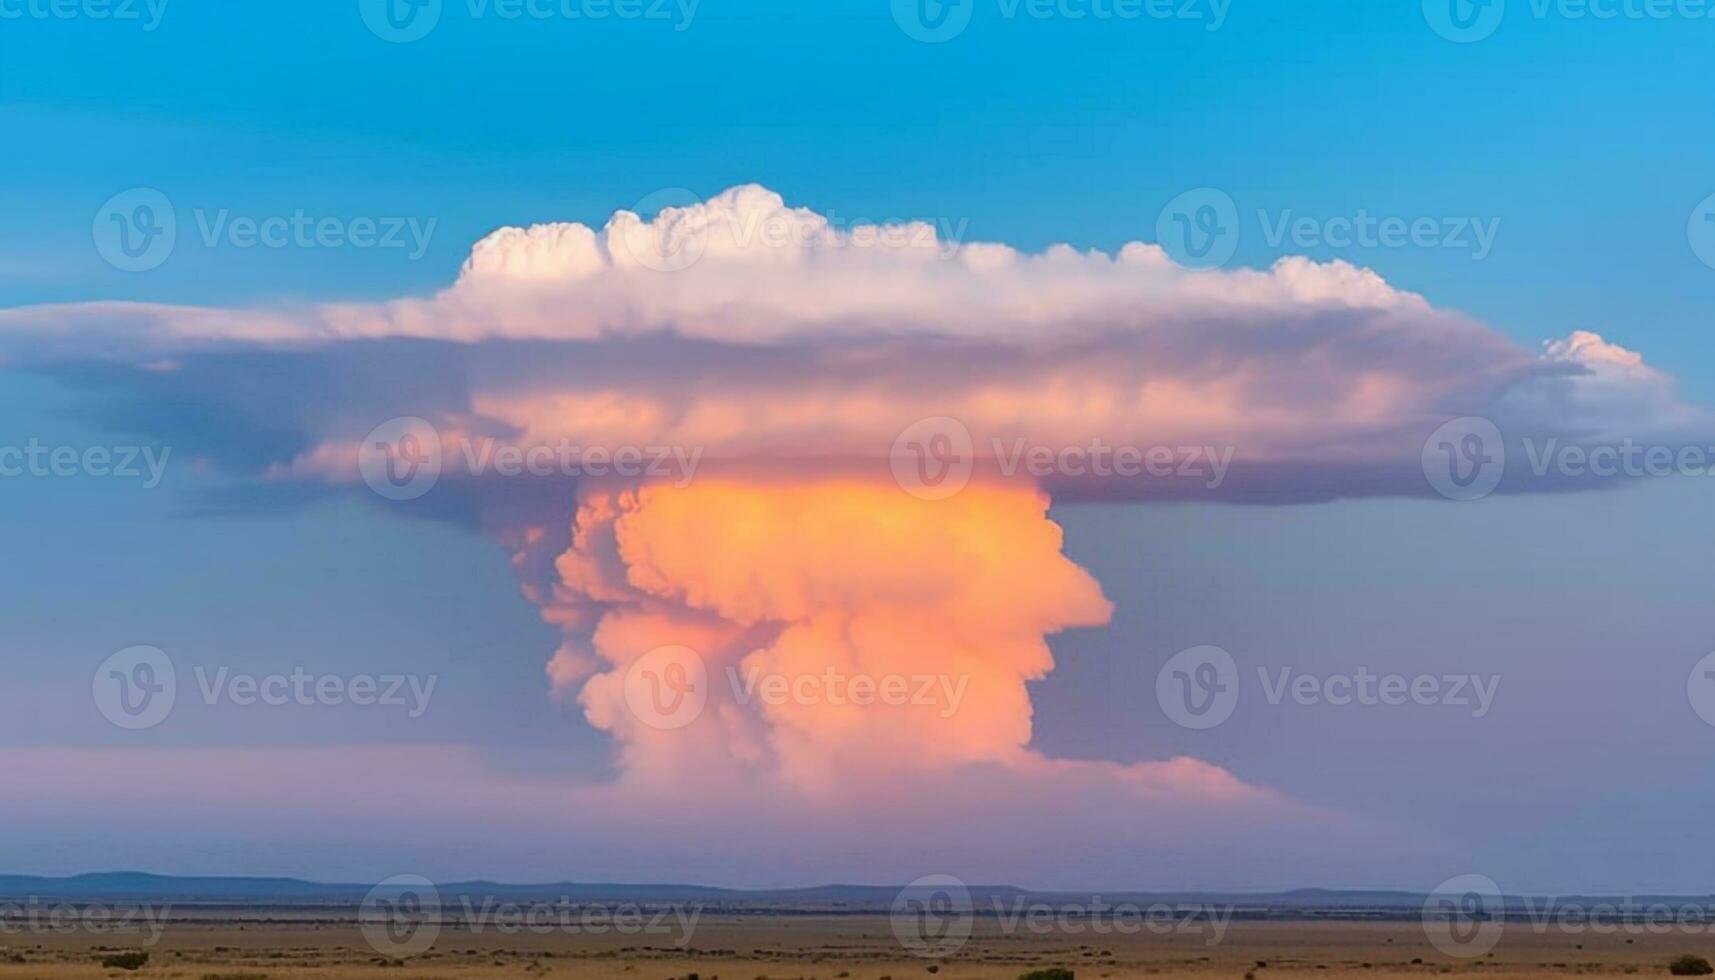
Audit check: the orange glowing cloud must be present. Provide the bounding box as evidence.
[521,476,1288,808]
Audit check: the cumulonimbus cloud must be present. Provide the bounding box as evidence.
[2,185,1705,880]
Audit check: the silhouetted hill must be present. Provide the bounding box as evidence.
[0,873,1707,914]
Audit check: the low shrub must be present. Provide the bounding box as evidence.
[99,951,149,971]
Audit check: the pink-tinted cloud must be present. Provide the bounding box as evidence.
[1,744,1412,888]
[7,186,1696,495]
[1,186,1707,883]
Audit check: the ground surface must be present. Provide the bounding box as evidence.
[0,917,1705,979]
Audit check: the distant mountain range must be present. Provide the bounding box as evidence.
[0,873,1709,911]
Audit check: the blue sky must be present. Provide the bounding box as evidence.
[3,0,1713,386]
[3,0,1715,891]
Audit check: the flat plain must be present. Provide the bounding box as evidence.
[1,915,1706,980]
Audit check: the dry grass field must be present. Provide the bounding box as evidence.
[1,916,1709,980]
